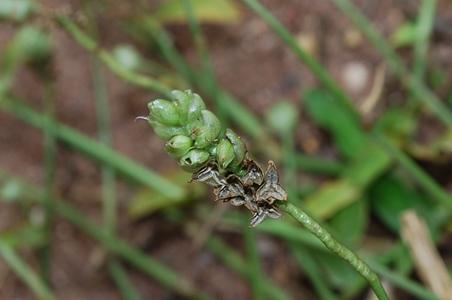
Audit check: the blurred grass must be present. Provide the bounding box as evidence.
[1,0,452,299]
[0,239,55,300]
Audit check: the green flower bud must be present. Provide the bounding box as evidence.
[187,92,206,122]
[190,110,221,148]
[216,138,235,169]
[148,99,180,126]
[179,149,210,171]
[172,90,190,123]
[164,135,193,157]
[225,129,246,167]
[172,90,206,123]
[149,120,186,140]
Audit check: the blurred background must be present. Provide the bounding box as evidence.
[1,0,452,299]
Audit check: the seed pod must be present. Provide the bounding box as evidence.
[186,92,206,122]
[179,149,210,172]
[149,120,186,140]
[216,138,235,169]
[165,135,193,157]
[225,129,246,167]
[191,110,221,148]
[172,90,190,123]
[148,99,180,126]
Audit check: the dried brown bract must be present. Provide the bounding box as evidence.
[192,159,287,226]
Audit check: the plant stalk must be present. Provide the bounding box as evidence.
[280,202,389,300]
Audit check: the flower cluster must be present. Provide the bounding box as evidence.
[144,90,287,226]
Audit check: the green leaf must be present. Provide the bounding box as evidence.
[153,0,241,25]
[369,174,438,232]
[329,199,368,246]
[304,179,360,220]
[128,170,205,219]
[390,22,417,48]
[304,89,366,158]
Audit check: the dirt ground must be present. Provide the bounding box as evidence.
[1,0,452,299]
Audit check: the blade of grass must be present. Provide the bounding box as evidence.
[92,54,141,299]
[0,97,185,199]
[241,0,357,116]
[108,260,141,300]
[56,16,172,98]
[374,133,452,209]
[39,76,57,285]
[329,0,452,127]
[204,235,290,300]
[0,239,55,300]
[0,172,208,300]
[244,227,265,300]
[413,0,437,82]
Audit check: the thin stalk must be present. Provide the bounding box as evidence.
[222,212,438,300]
[40,78,57,285]
[0,239,55,300]
[374,133,452,209]
[108,260,141,300]
[241,0,357,116]
[92,55,141,299]
[280,202,389,300]
[92,58,116,235]
[329,0,452,127]
[244,227,265,300]
[413,0,437,83]
[0,97,185,199]
[56,16,172,98]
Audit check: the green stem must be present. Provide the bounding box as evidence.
[0,239,55,300]
[0,97,185,199]
[413,0,436,83]
[280,202,389,300]
[40,77,57,285]
[108,260,142,300]
[329,0,452,127]
[244,227,265,300]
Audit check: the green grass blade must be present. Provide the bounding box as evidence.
[56,16,172,97]
[0,97,185,199]
[108,260,142,300]
[413,0,437,81]
[0,239,55,300]
[244,227,265,300]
